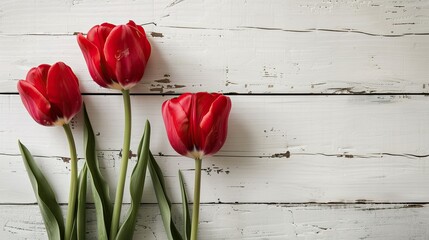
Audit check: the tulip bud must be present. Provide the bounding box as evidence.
[162,92,232,159]
[17,62,82,126]
[77,20,151,90]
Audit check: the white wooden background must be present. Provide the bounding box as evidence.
[1,0,429,239]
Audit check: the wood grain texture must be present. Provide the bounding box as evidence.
[1,30,428,94]
[0,0,429,94]
[1,204,428,240]
[1,0,428,35]
[2,95,429,157]
[2,95,429,203]
[2,153,429,204]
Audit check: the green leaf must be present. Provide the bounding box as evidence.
[77,163,88,240]
[18,141,65,240]
[83,105,112,240]
[148,152,183,240]
[116,120,151,240]
[179,171,191,240]
[71,221,77,240]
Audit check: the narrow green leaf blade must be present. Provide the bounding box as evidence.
[18,141,65,240]
[83,105,112,240]
[71,221,77,240]
[116,120,151,240]
[179,171,191,240]
[149,153,183,240]
[77,163,88,240]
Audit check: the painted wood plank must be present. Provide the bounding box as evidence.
[1,0,428,35]
[3,153,429,203]
[2,95,429,157]
[1,30,428,94]
[0,204,428,239]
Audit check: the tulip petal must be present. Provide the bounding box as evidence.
[77,33,111,88]
[162,94,194,156]
[200,95,232,156]
[191,93,219,150]
[127,20,151,63]
[87,23,116,84]
[104,24,148,89]
[25,64,50,97]
[87,23,115,60]
[46,62,82,122]
[17,80,54,126]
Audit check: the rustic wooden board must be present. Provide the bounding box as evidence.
[1,0,428,35]
[2,95,429,157]
[1,31,428,94]
[2,153,429,203]
[1,0,429,94]
[1,204,428,239]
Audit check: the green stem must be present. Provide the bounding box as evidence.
[64,124,78,240]
[190,158,202,240]
[110,89,132,239]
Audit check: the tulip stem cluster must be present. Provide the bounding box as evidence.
[17,19,232,239]
[63,123,78,240]
[17,21,154,239]
[190,158,202,240]
[111,89,132,239]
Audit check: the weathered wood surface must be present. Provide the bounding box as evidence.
[3,154,429,204]
[1,0,429,94]
[2,95,429,156]
[0,31,427,94]
[2,0,428,34]
[2,0,429,238]
[1,204,428,240]
[1,95,429,203]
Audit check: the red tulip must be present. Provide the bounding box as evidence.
[77,20,151,90]
[17,62,82,126]
[162,92,232,159]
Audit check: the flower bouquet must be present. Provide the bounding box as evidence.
[16,20,231,240]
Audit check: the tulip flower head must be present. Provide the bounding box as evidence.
[17,62,82,126]
[162,92,232,160]
[77,20,151,90]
